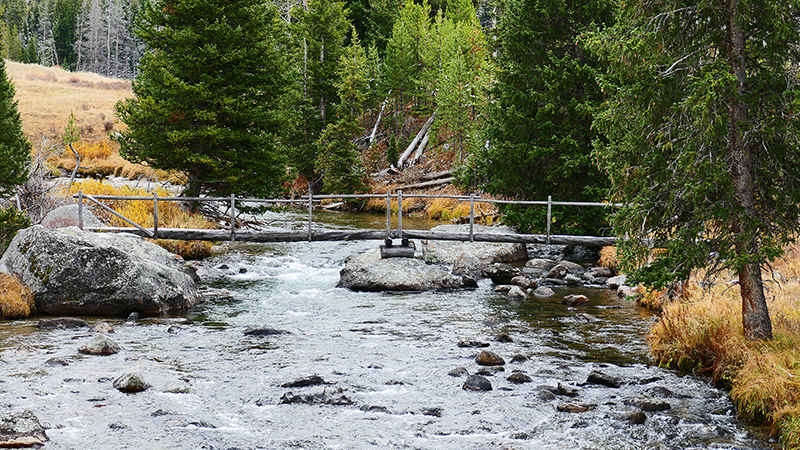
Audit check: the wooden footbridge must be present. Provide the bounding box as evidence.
[73,191,620,247]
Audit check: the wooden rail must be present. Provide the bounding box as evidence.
[73,191,621,246]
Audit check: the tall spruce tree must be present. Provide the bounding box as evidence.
[476,0,613,235]
[115,0,294,200]
[0,49,30,197]
[588,0,800,340]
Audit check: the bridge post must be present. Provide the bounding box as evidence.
[153,193,159,240]
[469,193,475,242]
[78,191,83,230]
[546,195,552,245]
[385,191,391,238]
[308,183,313,242]
[398,190,403,240]
[230,194,236,242]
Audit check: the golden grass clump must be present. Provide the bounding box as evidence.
[598,246,619,270]
[65,180,216,260]
[648,246,800,447]
[0,274,35,319]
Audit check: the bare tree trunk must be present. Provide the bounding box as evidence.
[727,0,772,340]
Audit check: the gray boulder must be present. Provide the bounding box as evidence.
[79,335,121,355]
[338,249,470,292]
[113,372,152,393]
[422,225,528,278]
[41,204,104,229]
[0,226,202,316]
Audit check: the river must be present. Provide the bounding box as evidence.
[0,210,774,449]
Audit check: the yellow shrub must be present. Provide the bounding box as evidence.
[68,140,113,160]
[0,274,34,319]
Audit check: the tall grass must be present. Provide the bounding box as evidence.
[0,274,34,319]
[648,248,800,448]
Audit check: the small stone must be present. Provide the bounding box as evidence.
[532,286,556,298]
[623,411,647,424]
[462,375,492,391]
[448,367,470,377]
[126,312,139,321]
[510,276,537,289]
[78,335,121,356]
[45,357,69,366]
[507,372,532,384]
[244,327,291,336]
[37,317,89,329]
[457,340,490,348]
[557,402,595,413]
[113,372,151,393]
[589,266,614,278]
[167,325,183,334]
[624,395,671,412]
[607,275,627,289]
[510,354,528,363]
[476,366,505,376]
[506,286,528,300]
[90,321,114,333]
[494,285,513,293]
[280,375,326,388]
[537,389,557,401]
[494,333,513,343]
[556,383,581,397]
[108,422,130,430]
[562,294,590,306]
[475,350,505,366]
[618,285,638,298]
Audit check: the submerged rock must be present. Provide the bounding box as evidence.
[462,375,492,391]
[37,317,89,329]
[483,264,520,285]
[532,286,556,298]
[337,249,470,292]
[585,370,622,388]
[280,375,327,388]
[90,321,114,333]
[0,226,202,316]
[562,294,590,306]
[457,340,490,348]
[448,367,470,377]
[244,327,291,336]
[507,372,532,384]
[280,387,353,406]
[0,410,48,447]
[557,402,596,413]
[625,395,671,412]
[475,350,505,366]
[622,410,648,424]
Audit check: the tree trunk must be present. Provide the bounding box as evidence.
[727,0,772,340]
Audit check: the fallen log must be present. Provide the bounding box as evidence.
[399,177,455,191]
[419,169,455,181]
[397,113,436,168]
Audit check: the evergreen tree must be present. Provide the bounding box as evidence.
[588,0,800,340]
[0,50,31,197]
[476,0,613,235]
[115,0,294,200]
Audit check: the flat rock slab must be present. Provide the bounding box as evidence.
[422,225,528,279]
[338,249,469,292]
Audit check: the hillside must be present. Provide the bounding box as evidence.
[6,60,132,143]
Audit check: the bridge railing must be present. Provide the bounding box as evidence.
[72,191,622,245]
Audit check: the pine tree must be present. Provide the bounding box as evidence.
[588,0,800,340]
[115,0,294,200]
[0,50,31,197]
[476,0,613,235]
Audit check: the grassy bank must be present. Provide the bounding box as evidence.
[647,247,800,448]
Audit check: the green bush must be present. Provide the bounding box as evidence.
[0,207,30,256]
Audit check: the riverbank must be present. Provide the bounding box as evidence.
[645,247,800,449]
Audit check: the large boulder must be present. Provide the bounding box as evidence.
[0,226,202,316]
[338,248,472,292]
[0,410,48,447]
[41,204,104,229]
[421,225,528,278]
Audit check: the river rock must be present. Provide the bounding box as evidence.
[244,327,291,336]
[0,226,202,316]
[618,285,638,298]
[457,340,490,348]
[506,285,528,300]
[448,367,470,377]
[622,410,648,424]
[585,370,622,388]
[494,333,513,343]
[281,375,327,388]
[510,276,537,289]
[90,321,114,333]
[525,258,558,272]
[0,410,48,447]
[494,285,513,293]
[475,350,505,366]
[78,335,121,355]
[507,372,532,384]
[421,225,528,277]
[113,372,151,393]
[607,275,628,289]
[561,313,601,324]
[589,266,614,278]
[280,387,353,405]
[532,286,556,298]
[562,294,590,306]
[337,249,469,292]
[37,317,89,329]
[483,264,520,285]
[624,395,671,412]
[462,375,492,391]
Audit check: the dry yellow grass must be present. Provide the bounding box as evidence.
[6,60,131,142]
[0,273,34,319]
[648,246,800,448]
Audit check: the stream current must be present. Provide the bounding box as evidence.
[0,210,773,449]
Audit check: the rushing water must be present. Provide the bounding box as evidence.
[0,210,774,449]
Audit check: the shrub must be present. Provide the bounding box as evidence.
[0,274,34,318]
[0,207,31,256]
